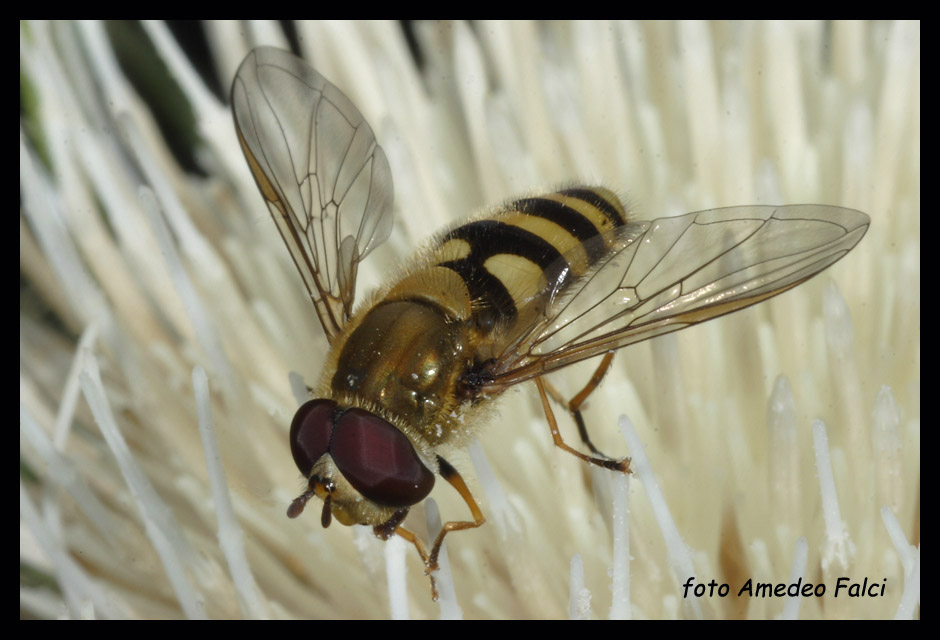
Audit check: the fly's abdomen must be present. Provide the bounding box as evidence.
[432,187,630,333]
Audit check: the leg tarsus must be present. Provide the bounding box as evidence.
[391,523,440,601]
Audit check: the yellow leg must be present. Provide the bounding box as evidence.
[380,457,486,601]
[390,522,439,600]
[536,371,631,473]
[427,457,486,572]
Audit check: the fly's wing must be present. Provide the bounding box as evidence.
[231,47,394,343]
[487,204,869,388]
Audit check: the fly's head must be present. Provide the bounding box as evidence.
[287,399,436,528]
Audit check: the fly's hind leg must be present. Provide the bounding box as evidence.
[540,351,616,457]
[536,352,631,473]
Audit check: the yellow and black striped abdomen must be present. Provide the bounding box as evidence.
[431,187,629,333]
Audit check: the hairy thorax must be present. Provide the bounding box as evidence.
[330,300,472,444]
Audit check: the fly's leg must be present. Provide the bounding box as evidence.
[376,508,442,600]
[381,458,486,602]
[540,351,619,458]
[388,522,440,600]
[568,351,618,455]
[535,355,631,473]
[426,457,486,572]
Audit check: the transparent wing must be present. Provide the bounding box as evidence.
[231,46,394,343]
[487,204,870,388]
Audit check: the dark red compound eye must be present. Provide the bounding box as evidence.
[330,408,435,508]
[289,399,337,477]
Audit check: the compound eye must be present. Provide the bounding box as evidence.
[330,409,435,507]
[289,400,338,476]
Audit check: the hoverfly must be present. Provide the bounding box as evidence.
[231,46,869,600]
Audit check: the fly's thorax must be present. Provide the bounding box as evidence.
[329,299,473,444]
